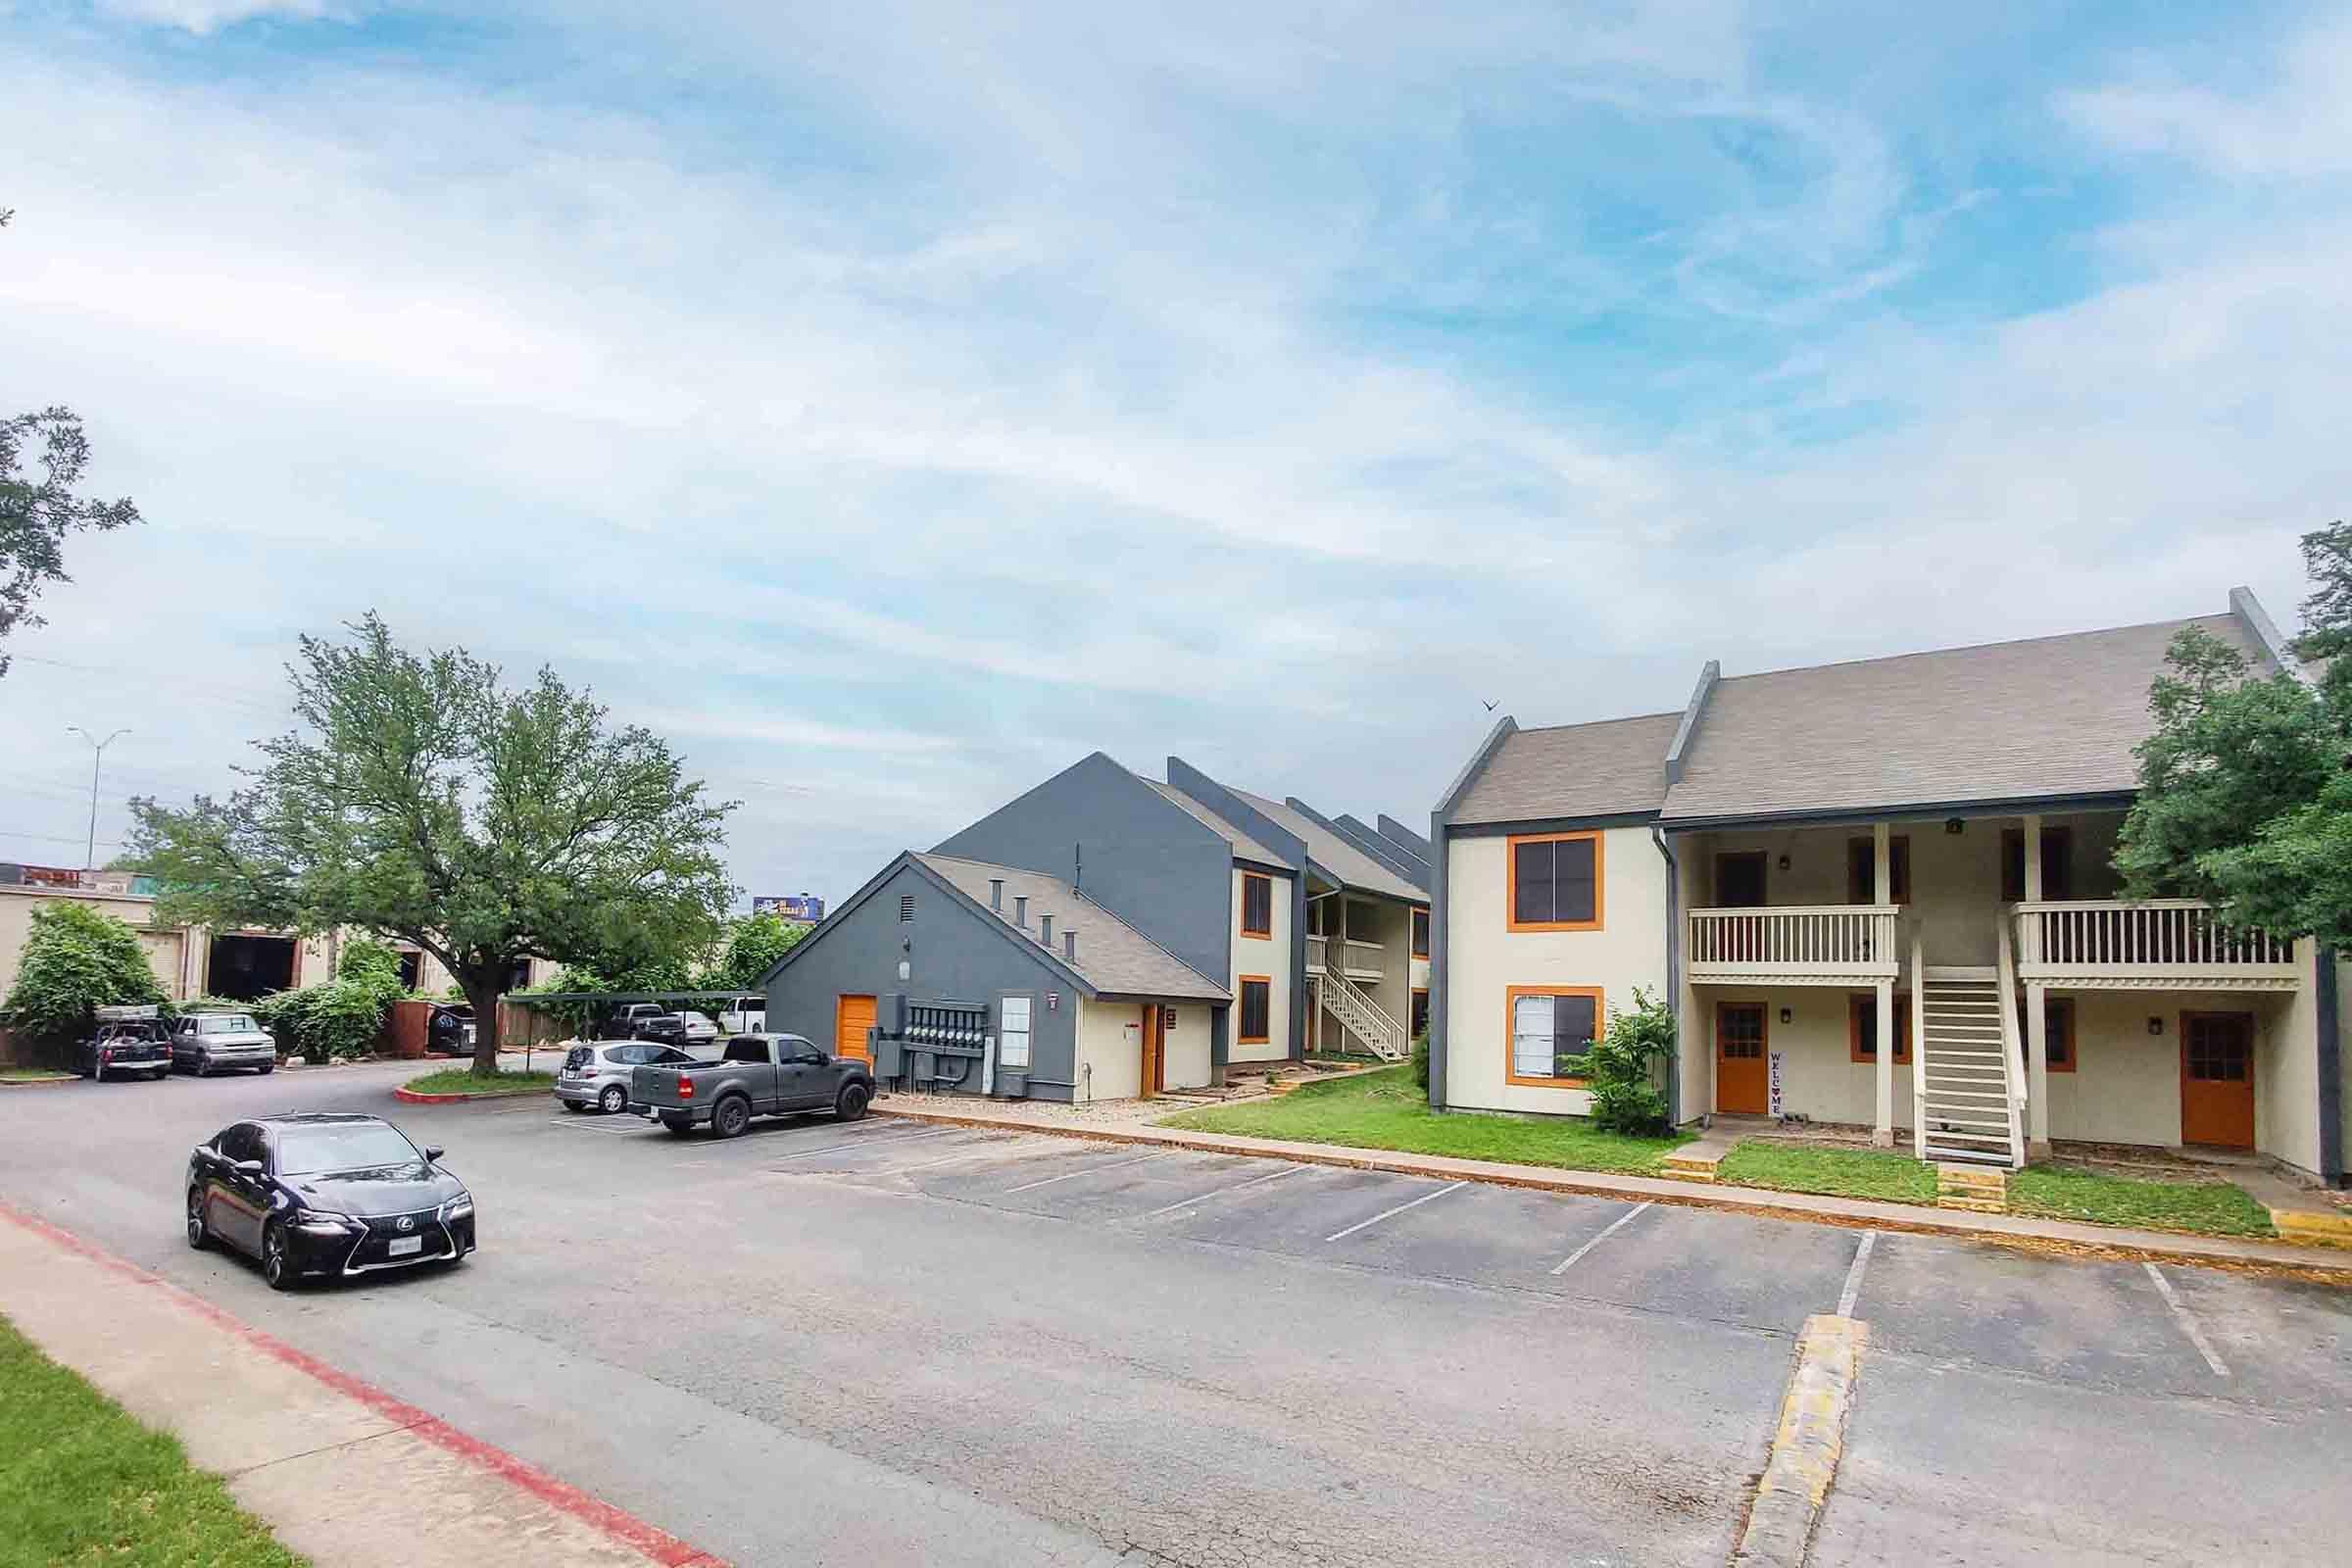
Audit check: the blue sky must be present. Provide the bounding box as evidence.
[3,1,2348,903]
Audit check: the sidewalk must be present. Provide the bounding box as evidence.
[0,1201,722,1568]
[870,1096,2352,1279]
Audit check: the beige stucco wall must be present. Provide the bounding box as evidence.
[1230,867,1293,1063]
[2254,947,2322,1175]
[1074,997,1212,1101]
[0,887,189,999]
[1444,826,1669,1115]
[1693,988,1917,1130]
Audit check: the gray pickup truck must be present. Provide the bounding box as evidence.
[628,1033,874,1138]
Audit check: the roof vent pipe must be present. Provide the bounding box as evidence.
[989,878,1004,910]
[1040,912,1054,947]
[1013,895,1028,926]
[1063,930,1077,960]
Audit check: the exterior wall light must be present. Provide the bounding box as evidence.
[1779,1006,1793,1025]
[1944,817,1965,835]
[2147,1015,2164,1036]
[1777,854,1791,872]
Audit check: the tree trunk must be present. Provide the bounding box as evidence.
[464,972,506,1076]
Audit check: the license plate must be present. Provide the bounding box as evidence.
[387,1236,422,1257]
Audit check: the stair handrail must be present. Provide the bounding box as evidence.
[1909,928,1927,1146]
[1995,907,2028,1113]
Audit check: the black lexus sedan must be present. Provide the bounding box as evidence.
[186,1112,475,1291]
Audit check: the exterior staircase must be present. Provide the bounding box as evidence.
[1309,971,1410,1061]
[1910,930,2028,1168]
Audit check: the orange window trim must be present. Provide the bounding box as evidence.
[2045,996,2077,1072]
[1846,993,1913,1064]
[1502,984,1604,1088]
[1240,872,1273,939]
[1505,830,1605,933]
[1238,974,1273,1043]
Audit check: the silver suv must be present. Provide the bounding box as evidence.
[557,1040,699,1114]
[172,1012,278,1076]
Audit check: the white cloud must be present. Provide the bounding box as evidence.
[2058,16,2352,177]
[94,0,342,35]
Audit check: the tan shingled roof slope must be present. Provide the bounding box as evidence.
[1450,711,1683,826]
[912,854,1227,1001]
[1227,789,1427,903]
[1658,613,2272,822]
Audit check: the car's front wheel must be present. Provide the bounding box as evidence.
[258,1060,274,1075]
[598,1084,627,1115]
[836,1082,870,1122]
[261,1221,297,1291]
[185,1189,209,1250]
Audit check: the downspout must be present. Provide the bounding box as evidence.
[1652,825,1681,1128]
[2320,945,2345,1186]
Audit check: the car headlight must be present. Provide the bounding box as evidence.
[440,1196,473,1221]
[291,1206,360,1232]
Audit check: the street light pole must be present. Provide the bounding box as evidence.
[66,726,130,873]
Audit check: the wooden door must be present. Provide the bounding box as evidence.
[2180,1011,2255,1150]
[1141,1004,1165,1095]
[835,994,876,1063]
[1716,1002,1769,1115]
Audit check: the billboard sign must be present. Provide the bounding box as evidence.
[753,894,825,922]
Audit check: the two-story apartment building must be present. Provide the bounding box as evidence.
[761,752,1429,1102]
[1429,592,2347,1182]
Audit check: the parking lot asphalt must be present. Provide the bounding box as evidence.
[3,1065,2348,1567]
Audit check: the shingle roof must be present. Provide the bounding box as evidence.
[1449,711,1684,826]
[911,854,1227,1001]
[1139,778,1288,868]
[1226,789,1428,904]
[1657,613,2274,823]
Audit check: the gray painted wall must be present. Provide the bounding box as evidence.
[933,752,1232,988]
[1166,758,1311,1060]
[765,859,1081,1101]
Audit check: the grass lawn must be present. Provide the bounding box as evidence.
[1158,1065,1690,1175]
[0,1069,74,1084]
[2009,1166,2277,1239]
[1715,1142,1941,1203]
[0,1315,305,1568]
[402,1067,559,1097]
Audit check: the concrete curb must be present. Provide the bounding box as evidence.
[0,1074,76,1089]
[395,1084,549,1103]
[0,1198,727,1567]
[867,1103,2352,1280]
[1734,1313,1867,1567]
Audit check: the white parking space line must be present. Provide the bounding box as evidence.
[1003,1151,1168,1193]
[1139,1163,1301,1219]
[704,1125,956,1166]
[1323,1180,1467,1243]
[1837,1230,1878,1317]
[2143,1261,2231,1377]
[1548,1201,1651,1276]
[872,1138,1034,1175]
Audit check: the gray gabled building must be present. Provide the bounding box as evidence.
[762,751,1430,1103]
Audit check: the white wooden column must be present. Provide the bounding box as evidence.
[1874,822,1894,1146]
[2022,815,2050,1155]
[2026,980,2052,1156]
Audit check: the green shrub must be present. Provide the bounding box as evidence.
[256,941,408,1063]
[1409,1030,1431,1092]
[0,901,165,1055]
[1587,986,1676,1135]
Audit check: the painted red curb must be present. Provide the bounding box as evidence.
[0,1199,727,1567]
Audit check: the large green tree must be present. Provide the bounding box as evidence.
[124,613,736,1073]
[2114,522,2352,945]
[0,210,143,676]
[704,911,811,990]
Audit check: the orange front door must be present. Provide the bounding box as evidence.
[1141,1005,1165,1095]
[2180,1011,2255,1150]
[835,994,877,1063]
[1717,1002,1768,1115]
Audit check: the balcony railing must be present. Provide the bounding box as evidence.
[1341,939,1384,980]
[2014,901,2300,986]
[1687,906,1900,980]
[1306,935,1326,972]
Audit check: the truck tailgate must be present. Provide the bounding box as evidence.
[629,1063,706,1109]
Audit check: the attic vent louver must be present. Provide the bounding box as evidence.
[899,894,915,923]
[989,878,1004,910]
